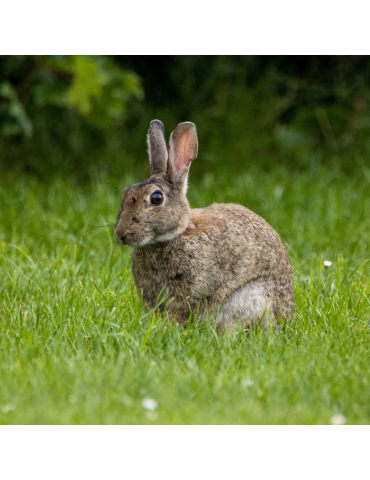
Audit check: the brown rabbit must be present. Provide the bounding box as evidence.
[115,120,294,328]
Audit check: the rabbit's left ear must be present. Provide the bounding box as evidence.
[148,120,168,176]
[168,122,198,188]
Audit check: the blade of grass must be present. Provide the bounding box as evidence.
[8,244,36,269]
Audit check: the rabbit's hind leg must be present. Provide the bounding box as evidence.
[216,280,275,329]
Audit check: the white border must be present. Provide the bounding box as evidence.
[1,2,368,54]
[0,426,367,479]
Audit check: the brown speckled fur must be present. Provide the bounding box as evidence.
[115,120,294,328]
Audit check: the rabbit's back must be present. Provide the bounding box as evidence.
[132,203,293,326]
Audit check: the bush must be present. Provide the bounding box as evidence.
[1,55,370,181]
[0,55,143,178]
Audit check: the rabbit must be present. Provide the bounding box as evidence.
[114,120,294,329]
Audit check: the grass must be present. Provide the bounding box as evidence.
[1,163,370,424]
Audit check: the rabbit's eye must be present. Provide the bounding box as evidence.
[150,191,164,206]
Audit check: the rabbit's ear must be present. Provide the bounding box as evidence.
[147,120,168,176]
[168,122,198,186]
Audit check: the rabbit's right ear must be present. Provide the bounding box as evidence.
[147,120,168,176]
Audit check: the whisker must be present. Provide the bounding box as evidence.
[90,231,115,240]
[92,222,116,229]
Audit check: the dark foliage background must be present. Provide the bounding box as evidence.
[1,55,370,181]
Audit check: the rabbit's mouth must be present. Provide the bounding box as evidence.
[114,228,133,246]
[115,228,155,248]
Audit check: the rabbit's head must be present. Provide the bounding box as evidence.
[115,120,198,247]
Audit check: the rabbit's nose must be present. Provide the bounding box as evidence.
[114,226,129,245]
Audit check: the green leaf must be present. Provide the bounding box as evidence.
[66,56,106,114]
[0,81,33,137]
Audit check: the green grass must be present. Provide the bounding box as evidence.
[1,165,370,424]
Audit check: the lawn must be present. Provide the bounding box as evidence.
[1,163,370,424]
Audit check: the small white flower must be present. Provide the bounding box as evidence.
[142,398,157,411]
[330,414,346,425]
[323,261,332,268]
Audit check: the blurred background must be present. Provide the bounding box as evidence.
[1,55,370,182]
